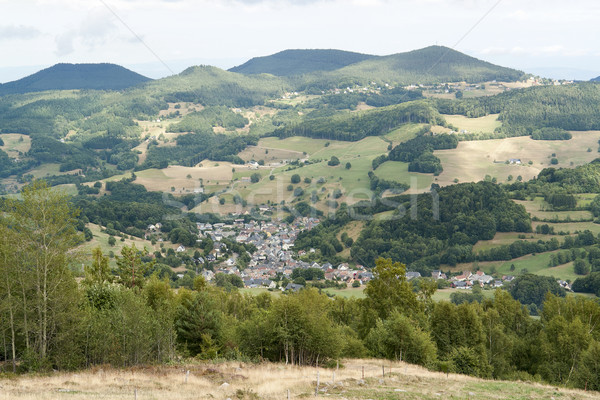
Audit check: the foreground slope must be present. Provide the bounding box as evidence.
[229,49,376,76]
[1,359,595,399]
[0,63,151,95]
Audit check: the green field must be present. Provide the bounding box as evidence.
[383,123,427,146]
[472,232,559,253]
[515,197,594,221]
[375,160,434,192]
[234,136,389,206]
[478,250,573,279]
[78,223,157,268]
[0,133,31,157]
[432,288,496,302]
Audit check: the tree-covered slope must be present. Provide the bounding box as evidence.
[272,100,445,141]
[437,82,600,134]
[302,46,524,87]
[0,63,151,95]
[229,49,376,76]
[136,65,289,107]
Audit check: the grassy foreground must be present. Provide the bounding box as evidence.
[0,359,596,400]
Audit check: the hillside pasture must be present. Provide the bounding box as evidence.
[383,123,427,146]
[27,163,81,179]
[237,144,304,163]
[0,133,31,157]
[514,198,594,221]
[233,136,389,206]
[374,161,434,193]
[472,232,560,253]
[104,163,237,194]
[78,223,157,268]
[444,113,501,133]
[434,131,600,186]
[532,221,600,235]
[158,101,203,117]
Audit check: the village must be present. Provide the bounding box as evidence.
[154,215,568,294]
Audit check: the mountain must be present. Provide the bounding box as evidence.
[591,76,600,82]
[306,45,525,86]
[0,63,151,95]
[228,49,376,76]
[137,65,289,107]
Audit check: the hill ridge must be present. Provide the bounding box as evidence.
[0,63,151,95]
[229,48,377,76]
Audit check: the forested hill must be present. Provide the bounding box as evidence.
[0,63,151,95]
[591,76,600,82]
[229,49,376,76]
[300,46,525,87]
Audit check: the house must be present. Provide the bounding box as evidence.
[557,280,571,291]
[405,271,422,280]
[202,270,214,281]
[471,270,494,285]
[284,283,304,292]
[431,270,447,280]
[452,281,471,289]
[176,245,186,252]
[508,158,522,165]
[453,271,472,282]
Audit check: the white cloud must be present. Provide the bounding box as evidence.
[54,9,118,56]
[0,25,41,40]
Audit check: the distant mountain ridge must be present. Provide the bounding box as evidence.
[231,46,525,85]
[591,76,600,82]
[0,63,151,95]
[229,49,376,76]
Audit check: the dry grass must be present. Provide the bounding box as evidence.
[444,114,501,133]
[435,131,600,186]
[109,163,239,194]
[0,359,596,400]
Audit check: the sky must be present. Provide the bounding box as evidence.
[1,0,600,83]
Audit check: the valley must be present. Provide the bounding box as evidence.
[2,45,600,393]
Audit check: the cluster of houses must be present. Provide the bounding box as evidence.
[403,269,516,290]
[150,217,573,293]
[194,217,374,290]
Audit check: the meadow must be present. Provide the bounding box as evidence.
[0,133,31,157]
[434,131,600,186]
[0,358,595,400]
[443,113,501,133]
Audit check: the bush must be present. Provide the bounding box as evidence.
[328,156,340,166]
[291,174,301,184]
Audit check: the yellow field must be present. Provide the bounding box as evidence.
[0,359,595,400]
[444,114,501,133]
[105,163,250,194]
[435,131,600,186]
